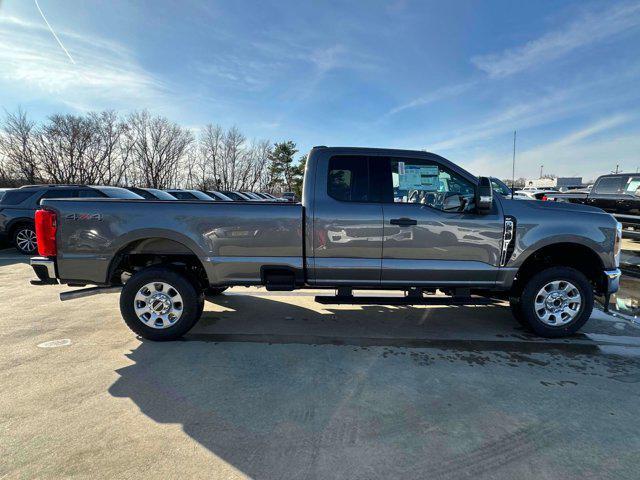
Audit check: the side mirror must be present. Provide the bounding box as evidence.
[476,177,493,214]
[443,194,463,212]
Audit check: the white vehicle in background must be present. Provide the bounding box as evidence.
[514,187,544,198]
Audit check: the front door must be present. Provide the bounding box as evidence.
[379,156,504,287]
[311,155,384,286]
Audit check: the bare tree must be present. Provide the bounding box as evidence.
[0,108,277,191]
[0,108,40,184]
[242,139,271,191]
[127,111,194,188]
[196,124,224,190]
[216,127,244,190]
[88,111,133,186]
[34,113,99,184]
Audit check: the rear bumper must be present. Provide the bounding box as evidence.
[604,268,621,295]
[30,256,58,285]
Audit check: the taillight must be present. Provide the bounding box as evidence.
[35,209,57,256]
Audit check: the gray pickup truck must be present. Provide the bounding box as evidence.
[30,147,622,340]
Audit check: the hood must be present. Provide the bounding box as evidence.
[501,197,608,215]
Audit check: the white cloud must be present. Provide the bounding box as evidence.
[0,14,166,111]
[472,1,640,78]
[517,114,635,170]
[388,81,476,115]
[454,116,639,180]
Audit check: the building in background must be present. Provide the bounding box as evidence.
[526,177,583,189]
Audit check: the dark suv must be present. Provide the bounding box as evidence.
[0,185,143,254]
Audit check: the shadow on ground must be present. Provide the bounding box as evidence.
[108,294,640,479]
[0,247,29,267]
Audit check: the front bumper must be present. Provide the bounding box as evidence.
[604,268,621,295]
[30,256,58,285]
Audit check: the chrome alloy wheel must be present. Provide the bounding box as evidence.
[134,282,184,329]
[534,280,582,326]
[16,228,37,253]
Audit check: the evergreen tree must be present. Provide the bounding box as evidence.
[267,140,297,192]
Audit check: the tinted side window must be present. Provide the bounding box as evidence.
[39,189,78,204]
[327,156,370,202]
[77,189,107,198]
[0,190,37,205]
[594,177,624,194]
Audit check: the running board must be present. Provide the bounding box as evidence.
[59,286,122,301]
[314,295,498,306]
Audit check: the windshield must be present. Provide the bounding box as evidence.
[207,191,233,201]
[187,190,215,201]
[490,178,512,197]
[624,177,640,195]
[92,187,144,199]
[146,188,178,200]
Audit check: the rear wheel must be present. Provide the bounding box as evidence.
[120,267,202,341]
[518,266,593,338]
[13,224,37,255]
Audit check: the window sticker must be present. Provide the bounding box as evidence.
[398,164,439,191]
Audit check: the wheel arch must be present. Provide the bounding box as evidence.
[7,217,35,237]
[107,231,211,289]
[512,242,606,295]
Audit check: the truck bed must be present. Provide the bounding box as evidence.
[41,198,304,286]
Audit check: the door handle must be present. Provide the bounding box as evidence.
[390,217,417,227]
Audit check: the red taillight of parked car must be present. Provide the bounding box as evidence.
[35,209,57,256]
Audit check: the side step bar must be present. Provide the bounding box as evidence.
[315,289,499,306]
[60,286,122,302]
[314,295,498,306]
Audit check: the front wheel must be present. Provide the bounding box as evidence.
[518,266,593,338]
[120,267,203,341]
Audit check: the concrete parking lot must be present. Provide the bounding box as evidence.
[1,248,640,479]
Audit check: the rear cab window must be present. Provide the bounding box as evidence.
[327,156,371,202]
[593,176,624,194]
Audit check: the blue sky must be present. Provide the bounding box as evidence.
[0,0,639,181]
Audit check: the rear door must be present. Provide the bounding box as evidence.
[311,155,383,285]
[379,156,504,286]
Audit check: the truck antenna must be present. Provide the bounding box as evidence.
[511,130,516,199]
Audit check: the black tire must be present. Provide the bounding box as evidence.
[13,224,37,255]
[120,267,203,341]
[509,296,527,327]
[518,266,593,338]
[206,286,228,296]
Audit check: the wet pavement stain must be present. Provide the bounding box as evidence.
[540,380,578,387]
